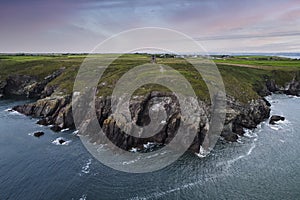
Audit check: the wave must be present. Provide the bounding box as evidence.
[129,147,139,153]
[288,95,300,99]
[143,142,156,149]
[5,108,22,115]
[79,194,87,200]
[129,171,227,200]
[96,144,108,152]
[195,146,210,158]
[267,119,291,131]
[243,129,258,138]
[81,159,92,174]
[60,128,70,132]
[52,137,71,145]
[72,130,79,135]
[216,141,257,171]
[122,156,141,165]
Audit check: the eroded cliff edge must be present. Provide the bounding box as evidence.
[1,69,299,154]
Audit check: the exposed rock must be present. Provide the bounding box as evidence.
[4,75,36,97]
[36,117,53,126]
[59,139,66,144]
[51,125,62,132]
[285,79,300,96]
[0,80,6,96]
[266,79,279,93]
[232,123,245,135]
[259,77,300,97]
[12,87,273,153]
[33,131,44,137]
[262,98,271,107]
[1,69,63,98]
[269,115,285,125]
[221,131,238,142]
[13,95,74,132]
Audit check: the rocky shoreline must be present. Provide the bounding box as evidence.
[1,73,299,153]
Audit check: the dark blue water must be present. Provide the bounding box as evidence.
[0,94,299,200]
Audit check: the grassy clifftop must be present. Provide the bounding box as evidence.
[0,54,299,103]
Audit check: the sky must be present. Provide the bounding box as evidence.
[1,0,300,53]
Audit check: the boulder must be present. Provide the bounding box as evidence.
[269,115,285,125]
[58,139,66,144]
[33,131,44,137]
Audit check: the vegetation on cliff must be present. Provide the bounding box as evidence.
[2,54,299,152]
[1,54,299,102]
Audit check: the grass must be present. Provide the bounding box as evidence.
[0,54,299,103]
[213,56,300,70]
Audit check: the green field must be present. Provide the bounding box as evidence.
[0,54,299,103]
[213,55,300,70]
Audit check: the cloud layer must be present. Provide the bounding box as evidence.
[1,0,299,53]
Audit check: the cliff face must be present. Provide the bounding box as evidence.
[4,71,300,154]
[0,69,63,99]
[12,90,270,153]
[258,76,300,97]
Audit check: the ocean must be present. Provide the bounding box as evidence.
[0,94,299,200]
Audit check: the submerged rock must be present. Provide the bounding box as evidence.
[269,115,285,125]
[33,131,44,137]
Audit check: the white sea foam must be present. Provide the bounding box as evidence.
[143,142,155,149]
[276,119,290,125]
[52,137,71,145]
[122,156,141,165]
[130,172,225,200]
[195,146,210,158]
[72,130,79,135]
[243,129,258,138]
[129,147,139,153]
[146,153,159,159]
[60,128,70,132]
[246,143,256,156]
[5,108,22,115]
[269,125,279,131]
[28,132,35,136]
[96,144,108,152]
[81,159,92,174]
[237,135,243,144]
[79,194,87,200]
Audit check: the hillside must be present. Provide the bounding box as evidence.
[0,54,299,102]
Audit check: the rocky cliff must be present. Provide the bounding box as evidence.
[2,70,300,154]
[11,90,270,153]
